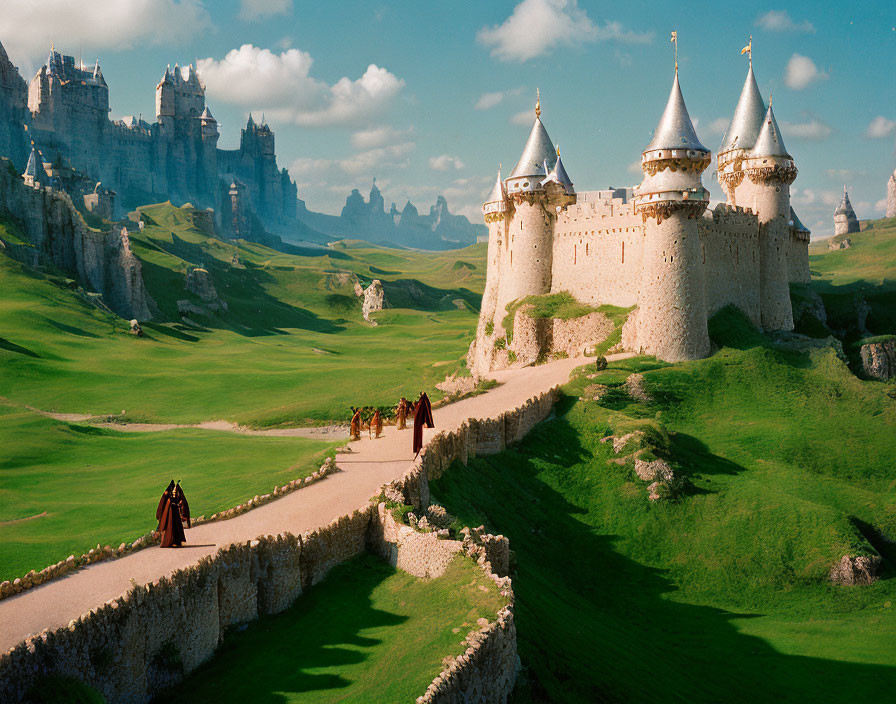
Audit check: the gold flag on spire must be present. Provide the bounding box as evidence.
[535,87,541,118]
[670,30,678,71]
[741,36,752,56]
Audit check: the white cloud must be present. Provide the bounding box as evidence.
[627,160,642,175]
[475,92,506,111]
[477,0,651,62]
[705,118,730,136]
[197,44,404,128]
[874,198,888,213]
[239,0,292,21]
[780,116,832,140]
[0,0,211,64]
[351,126,412,150]
[429,155,465,171]
[785,53,828,90]
[825,168,863,180]
[865,116,896,138]
[338,142,415,176]
[511,109,534,126]
[756,10,815,33]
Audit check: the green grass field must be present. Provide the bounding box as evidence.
[0,202,486,426]
[165,554,505,704]
[0,403,336,582]
[431,308,896,702]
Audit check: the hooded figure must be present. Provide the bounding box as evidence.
[395,397,410,430]
[412,391,434,457]
[156,480,174,523]
[350,406,362,441]
[372,409,383,438]
[159,480,189,547]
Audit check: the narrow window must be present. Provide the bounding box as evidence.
[586,242,589,256]
[574,244,577,265]
[621,240,625,263]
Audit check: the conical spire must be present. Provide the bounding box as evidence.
[23,147,38,177]
[644,71,707,153]
[790,206,809,234]
[541,146,573,192]
[834,186,855,216]
[200,105,215,121]
[509,113,557,178]
[751,103,789,158]
[485,167,506,204]
[720,63,766,153]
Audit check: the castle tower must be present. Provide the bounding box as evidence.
[833,186,860,235]
[629,67,711,361]
[717,60,766,206]
[22,146,46,188]
[477,168,512,347]
[493,95,574,330]
[887,169,896,218]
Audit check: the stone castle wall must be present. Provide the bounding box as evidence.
[0,387,562,704]
[788,231,811,284]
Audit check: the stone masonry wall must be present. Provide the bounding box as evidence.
[0,387,561,704]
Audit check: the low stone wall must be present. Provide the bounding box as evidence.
[0,386,561,703]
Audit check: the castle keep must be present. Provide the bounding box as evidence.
[1,42,297,235]
[470,55,811,370]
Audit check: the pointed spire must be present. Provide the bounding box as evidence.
[509,108,557,178]
[200,105,215,121]
[720,61,766,154]
[23,147,37,177]
[485,166,506,204]
[644,70,707,153]
[247,112,255,127]
[541,146,574,192]
[835,186,855,216]
[751,102,790,158]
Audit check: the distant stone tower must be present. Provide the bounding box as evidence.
[628,68,711,361]
[886,169,895,218]
[833,186,860,235]
[738,102,797,330]
[22,146,46,188]
[492,95,575,329]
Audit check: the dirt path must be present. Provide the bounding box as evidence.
[0,354,631,651]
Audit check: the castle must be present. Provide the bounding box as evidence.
[0,42,297,236]
[469,54,811,371]
[833,186,860,236]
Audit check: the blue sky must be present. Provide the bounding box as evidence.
[1,0,894,236]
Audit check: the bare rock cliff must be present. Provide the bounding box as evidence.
[860,338,896,380]
[362,279,386,323]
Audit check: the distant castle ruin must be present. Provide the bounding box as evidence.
[0,41,297,236]
[469,54,812,370]
[833,186,860,236]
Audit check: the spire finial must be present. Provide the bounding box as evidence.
[769,92,773,108]
[556,144,560,157]
[741,35,753,66]
[670,30,678,73]
[535,87,541,119]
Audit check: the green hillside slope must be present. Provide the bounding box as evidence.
[0,202,486,425]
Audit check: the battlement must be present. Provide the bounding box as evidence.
[702,202,758,228]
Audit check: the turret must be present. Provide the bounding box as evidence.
[22,146,46,188]
[629,66,711,361]
[493,92,574,330]
[717,59,766,205]
[887,169,896,218]
[739,101,797,329]
[833,186,860,235]
[478,167,512,348]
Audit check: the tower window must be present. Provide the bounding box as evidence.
[621,241,625,263]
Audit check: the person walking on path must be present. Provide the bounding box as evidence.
[372,409,383,438]
[412,391,434,458]
[350,406,362,441]
[158,480,190,548]
[395,397,410,430]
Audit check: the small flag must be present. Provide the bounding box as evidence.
[670,30,677,44]
[741,36,752,55]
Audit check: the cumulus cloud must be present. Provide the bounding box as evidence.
[785,53,828,90]
[780,116,832,140]
[627,160,642,175]
[865,116,896,138]
[511,109,535,126]
[239,0,291,21]
[477,0,651,62]
[197,44,404,128]
[475,92,507,111]
[338,142,415,175]
[351,126,412,150]
[429,155,465,171]
[0,0,211,63]
[705,118,731,136]
[756,10,815,33]
[874,198,888,213]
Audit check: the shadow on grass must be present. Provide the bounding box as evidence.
[162,555,407,704]
[44,319,101,338]
[0,336,41,358]
[430,408,896,703]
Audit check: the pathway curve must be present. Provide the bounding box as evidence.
[0,355,624,652]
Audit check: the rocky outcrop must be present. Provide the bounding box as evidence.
[829,555,881,585]
[828,237,851,250]
[0,159,154,320]
[887,169,895,219]
[860,338,896,380]
[362,279,386,323]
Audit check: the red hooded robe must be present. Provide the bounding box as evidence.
[412,392,434,456]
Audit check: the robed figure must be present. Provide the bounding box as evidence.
[395,397,410,430]
[156,480,174,524]
[158,481,191,548]
[372,409,383,438]
[350,407,362,441]
[412,392,434,457]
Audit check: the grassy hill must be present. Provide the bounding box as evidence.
[432,308,896,702]
[0,202,487,426]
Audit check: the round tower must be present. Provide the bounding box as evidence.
[887,169,896,219]
[493,94,574,331]
[739,102,797,330]
[833,186,860,235]
[629,68,711,361]
[717,58,766,207]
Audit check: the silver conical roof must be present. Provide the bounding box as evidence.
[485,168,506,204]
[23,148,38,177]
[541,149,573,191]
[645,71,707,153]
[200,106,215,121]
[834,187,855,216]
[790,206,809,233]
[751,104,790,158]
[720,64,766,153]
[509,116,557,178]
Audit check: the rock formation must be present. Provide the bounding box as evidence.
[828,237,851,250]
[296,181,486,250]
[185,267,218,302]
[859,337,896,380]
[0,157,154,320]
[362,279,386,323]
[887,169,896,219]
[829,555,881,585]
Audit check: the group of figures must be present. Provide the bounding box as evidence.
[155,480,192,548]
[350,391,435,456]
